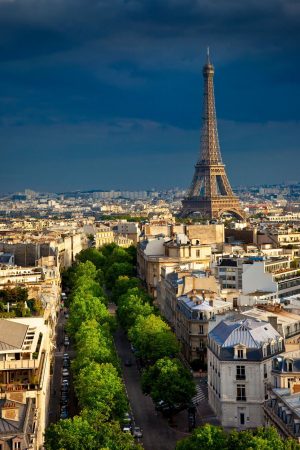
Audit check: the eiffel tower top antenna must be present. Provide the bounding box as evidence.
[207,46,210,64]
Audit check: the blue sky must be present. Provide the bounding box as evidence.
[0,0,300,192]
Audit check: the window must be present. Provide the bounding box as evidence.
[199,325,204,335]
[263,345,267,358]
[240,413,245,425]
[236,366,246,380]
[236,384,246,401]
[13,442,21,450]
[237,349,244,359]
[264,383,268,400]
[196,250,201,257]
[264,363,268,379]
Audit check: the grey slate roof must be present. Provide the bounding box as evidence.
[0,320,28,351]
[209,317,281,349]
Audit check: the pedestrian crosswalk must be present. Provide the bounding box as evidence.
[192,381,208,406]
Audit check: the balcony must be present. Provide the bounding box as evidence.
[0,358,40,370]
[236,374,246,380]
[0,349,41,371]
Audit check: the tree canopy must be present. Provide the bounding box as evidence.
[74,361,127,420]
[44,416,98,450]
[129,314,180,362]
[175,424,300,450]
[118,291,154,330]
[142,357,196,408]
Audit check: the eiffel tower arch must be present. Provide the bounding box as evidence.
[181,51,245,220]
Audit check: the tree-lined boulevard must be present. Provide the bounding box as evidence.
[45,244,300,450]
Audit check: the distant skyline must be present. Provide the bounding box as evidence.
[0,0,300,192]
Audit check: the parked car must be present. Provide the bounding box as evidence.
[64,313,69,319]
[64,336,70,346]
[63,353,69,359]
[60,410,68,419]
[61,385,68,393]
[124,359,132,367]
[62,369,69,377]
[133,427,143,438]
[63,359,70,368]
[122,412,132,424]
[122,424,132,433]
[62,379,69,386]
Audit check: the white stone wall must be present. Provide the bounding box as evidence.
[242,262,277,295]
[208,348,273,429]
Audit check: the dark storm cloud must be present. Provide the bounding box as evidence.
[0,0,300,191]
[1,0,300,62]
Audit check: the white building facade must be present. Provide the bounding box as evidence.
[208,318,284,429]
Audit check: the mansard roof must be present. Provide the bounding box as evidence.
[210,317,281,349]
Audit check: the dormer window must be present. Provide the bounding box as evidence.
[234,345,246,359]
[238,349,244,359]
[263,345,267,358]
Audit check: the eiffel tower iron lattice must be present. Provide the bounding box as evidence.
[181,51,244,220]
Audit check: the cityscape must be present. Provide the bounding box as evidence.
[1,1,300,450]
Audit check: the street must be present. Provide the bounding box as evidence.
[48,310,77,424]
[114,327,190,450]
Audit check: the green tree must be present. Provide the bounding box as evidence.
[74,260,97,280]
[124,245,137,264]
[111,276,141,303]
[105,262,134,289]
[110,247,133,265]
[74,362,127,419]
[0,287,28,304]
[176,424,228,450]
[76,248,106,270]
[142,357,196,410]
[72,320,116,372]
[100,242,118,258]
[81,409,142,450]
[118,291,153,330]
[73,275,105,300]
[44,416,98,450]
[176,425,300,450]
[67,293,113,337]
[129,314,180,363]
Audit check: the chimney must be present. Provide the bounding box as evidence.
[268,316,278,331]
[1,401,19,422]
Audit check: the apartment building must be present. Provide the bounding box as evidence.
[243,257,300,298]
[157,269,233,366]
[137,234,212,298]
[0,318,51,449]
[94,225,115,248]
[264,354,300,441]
[208,317,284,429]
[112,221,140,244]
[176,294,232,366]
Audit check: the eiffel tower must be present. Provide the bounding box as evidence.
[181,50,244,220]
